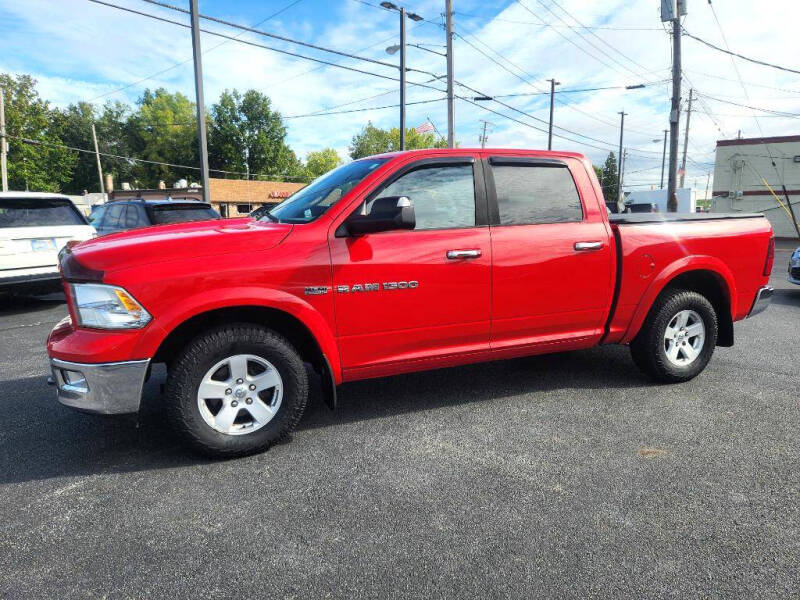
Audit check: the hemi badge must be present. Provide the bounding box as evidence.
[304,286,330,296]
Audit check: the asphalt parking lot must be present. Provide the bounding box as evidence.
[1,245,798,599]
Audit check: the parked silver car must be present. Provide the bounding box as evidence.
[790,246,800,285]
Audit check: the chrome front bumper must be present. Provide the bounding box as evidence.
[49,358,150,414]
[747,285,774,318]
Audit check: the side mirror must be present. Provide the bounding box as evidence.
[339,196,416,236]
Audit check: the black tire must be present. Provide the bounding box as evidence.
[630,288,718,383]
[164,324,309,458]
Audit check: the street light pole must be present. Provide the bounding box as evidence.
[547,78,560,151]
[189,0,210,203]
[660,129,668,189]
[0,89,7,192]
[617,111,626,207]
[399,7,406,150]
[445,0,455,148]
[91,123,105,197]
[666,1,684,212]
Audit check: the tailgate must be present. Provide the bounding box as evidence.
[0,226,95,271]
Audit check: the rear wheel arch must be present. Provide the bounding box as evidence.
[153,305,339,408]
[626,262,736,347]
[661,270,733,346]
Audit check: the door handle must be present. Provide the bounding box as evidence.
[446,249,482,259]
[574,241,603,251]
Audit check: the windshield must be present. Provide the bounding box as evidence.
[266,158,388,224]
[150,205,220,224]
[0,198,86,228]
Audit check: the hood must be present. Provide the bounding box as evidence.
[68,218,292,274]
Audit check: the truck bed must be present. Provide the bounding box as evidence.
[609,212,763,225]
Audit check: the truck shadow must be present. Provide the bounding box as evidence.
[770,288,800,308]
[0,345,651,486]
[0,292,66,316]
[299,345,650,431]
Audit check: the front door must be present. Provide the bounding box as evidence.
[484,155,615,351]
[329,156,492,378]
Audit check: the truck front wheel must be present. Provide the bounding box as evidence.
[630,288,718,383]
[164,324,309,457]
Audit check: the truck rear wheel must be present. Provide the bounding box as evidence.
[164,324,309,457]
[630,288,718,383]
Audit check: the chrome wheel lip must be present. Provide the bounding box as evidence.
[664,309,706,367]
[196,353,283,436]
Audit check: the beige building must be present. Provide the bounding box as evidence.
[711,135,800,238]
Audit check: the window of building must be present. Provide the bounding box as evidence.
[491,164,583,225]
[378,164,475,230]
[236,203,252,215]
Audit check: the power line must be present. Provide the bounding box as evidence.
[545,0,659,80]
[139,0,421,74]
[683,68,800,96]
[9,134,310,181]
[87,0,447,95]
[682,29,800,76]
[85,0,304,103]
[454,11,662,31]
[450,30,664,152]
[695,92,800,119]
[284,97,445,119]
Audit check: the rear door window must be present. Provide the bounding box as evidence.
[123,205,147,229]
[0,198,86,228]
[491,162,583,225]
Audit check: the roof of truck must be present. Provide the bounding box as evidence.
[366,148,588,160]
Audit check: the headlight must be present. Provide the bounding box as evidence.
[71,283,151,329]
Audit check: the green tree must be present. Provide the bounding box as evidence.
[127,88,197,187]
[0,73,76,192]
[305,148,342,179]
[599,151,619,206]
[208,89,300,180]
[349,122,447,159]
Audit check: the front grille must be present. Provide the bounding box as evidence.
[791,266,800,280]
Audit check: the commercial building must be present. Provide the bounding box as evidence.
[711,135,800,239]
[108,177,305,217]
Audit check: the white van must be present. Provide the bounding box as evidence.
[0,192,96,293]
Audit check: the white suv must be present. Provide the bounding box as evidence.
[0,192,96,293]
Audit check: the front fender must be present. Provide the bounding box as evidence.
[620,255,737,344]
[131,286,342,383]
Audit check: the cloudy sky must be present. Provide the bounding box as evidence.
[1,0,798,191]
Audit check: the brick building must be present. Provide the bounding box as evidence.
[108,177,306,218]
[208,179,305,217]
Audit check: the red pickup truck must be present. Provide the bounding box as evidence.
[48,149,774,457]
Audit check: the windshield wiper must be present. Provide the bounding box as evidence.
[263,211,279,223]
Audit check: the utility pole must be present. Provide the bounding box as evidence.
[479,120,489,148]
[547,78,560,150]
[666,0,684,212]
[617,111,626,206]
[660,129,668,189]
[0,89,7,192]
[399,7,406,150]
[189,0,210,203]
[679,88,693,188]
[445,0,455,148]
[620,149,627,203]
[91,123,105,196]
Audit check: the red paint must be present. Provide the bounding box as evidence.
[47,148,773,386]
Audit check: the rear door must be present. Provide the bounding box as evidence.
[484,155,614,351]
[329,155,492,376]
